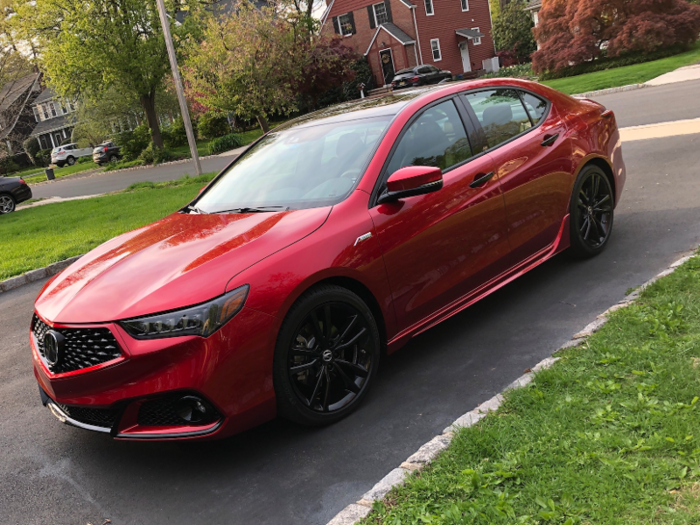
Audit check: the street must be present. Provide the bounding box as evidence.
[2,81,700,525]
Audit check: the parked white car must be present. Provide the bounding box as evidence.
[51,143,93,167]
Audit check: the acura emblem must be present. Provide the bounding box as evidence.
[43,330,65,368]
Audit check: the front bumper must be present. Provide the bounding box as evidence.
[31,307,278,440]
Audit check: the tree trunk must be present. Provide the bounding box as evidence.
[140,91,163,148]
[256,114,270,133]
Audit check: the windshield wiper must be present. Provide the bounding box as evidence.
[213,206,290,214]
[183,204,208,215]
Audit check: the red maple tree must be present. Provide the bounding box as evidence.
[532,0,700,73]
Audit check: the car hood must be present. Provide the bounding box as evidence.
[35,208,331,323]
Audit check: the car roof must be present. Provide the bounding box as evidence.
[273,84,453,133]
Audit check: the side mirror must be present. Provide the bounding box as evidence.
[378,166,443,203]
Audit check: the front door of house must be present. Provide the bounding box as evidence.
[460,43,471,73]
[379,49,395,86]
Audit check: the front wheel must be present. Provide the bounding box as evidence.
[273,285,380,426]
[66,156,75,166]
[569,165,614,258]
[0,193,16,214]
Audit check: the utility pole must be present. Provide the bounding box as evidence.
[155,0,202,176]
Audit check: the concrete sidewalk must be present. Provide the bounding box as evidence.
[645,63,700,86]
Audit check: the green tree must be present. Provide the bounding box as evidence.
[492,0,536,62]
[18,0,201,148]
[489,0,501,20]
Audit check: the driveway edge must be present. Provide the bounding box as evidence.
[0,255,83,294]
[325,249,696,525]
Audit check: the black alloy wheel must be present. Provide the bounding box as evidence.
[274,285,380,426]
[569,165,614,258]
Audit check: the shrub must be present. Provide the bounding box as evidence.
[76,156,93,164]
[114,123,151,161]
[35,148,53,167]
[0,158,19,175]
[197,111,230,140]
[208,133,243,155]
[162,117,188,148]
[492,1,536,62]
[138,143,175,165]
[23,137,40,163]
[481,63,535,79]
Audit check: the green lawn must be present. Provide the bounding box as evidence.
[7,160,101,185]
[363,252,700,524]
[543,43,700,95]
[0,172,216,280]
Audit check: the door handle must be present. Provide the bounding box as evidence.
[541,133,559,147]
[470,171,495,188]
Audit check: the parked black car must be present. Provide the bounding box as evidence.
[391,65,452,90]
[93,141,121,165]
[0,177,32,214]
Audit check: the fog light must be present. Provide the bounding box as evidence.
[175,396,213,423]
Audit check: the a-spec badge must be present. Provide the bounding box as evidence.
[43,330,66,368]
[354,232,373,246]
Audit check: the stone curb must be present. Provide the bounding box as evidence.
[572,83,647,99]
[0,255,83,294]
[324,249,697,525]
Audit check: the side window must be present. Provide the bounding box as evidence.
[463,89,532,149]
[417,66,431,74]
[385,100,473,176]
[520,92,548,125]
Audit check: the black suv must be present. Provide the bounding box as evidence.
[93,142,121,165]
[391,65,452,90]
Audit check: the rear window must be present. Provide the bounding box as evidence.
[395,68,415,75]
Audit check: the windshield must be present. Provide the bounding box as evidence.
[195,116,390,213]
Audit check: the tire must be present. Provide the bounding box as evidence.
[0,193,16,214]
[66,156,75,166]
[569,165,614,258]
[273,285,381,426]
[109,155,117,163]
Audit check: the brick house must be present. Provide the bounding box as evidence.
[321,0,497,87]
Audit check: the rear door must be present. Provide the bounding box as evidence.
[369,98,511,333]
[461,88,574,264]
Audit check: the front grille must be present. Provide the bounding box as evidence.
[32,314,122,374]
[58,404,119,429]
[138,397,220,427]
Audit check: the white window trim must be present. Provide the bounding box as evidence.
[337,13,353,36]
[424,0,434,16]
[373,2,388,26]
[472,27,481,45]
[430,38,442,61]
[461,0,469,12]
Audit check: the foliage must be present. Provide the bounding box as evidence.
[17,0,203,147]
[492,1,536,62]
[0,157,19,175]
[34,148,52,167]
[489,0,501,20]
[161,117,188,148]
[197,111,230,140]
[208,133,243,155]
[22,137,40,164]
[533,0,700,74]
[138,143,175,164]
[481,63,535,79]
[362,253,700,525]
[104,159,146,172]
[183,1,357,132]
[114,124,151,161]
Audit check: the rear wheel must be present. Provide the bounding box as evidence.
[569,165,614,258]
[273,285,380,426]
[0,194,16,214]
[109,155,118,163]
[66,156,76,166]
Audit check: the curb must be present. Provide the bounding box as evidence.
[0,256,83,294]
[325,249,696,525]
[572,83,648,99]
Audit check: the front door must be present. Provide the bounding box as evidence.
[369,98,511,333]
[379,49,395,86]
[460,43,471,73]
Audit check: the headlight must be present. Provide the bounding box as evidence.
[120,285,249,339]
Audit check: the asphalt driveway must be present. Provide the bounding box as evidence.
[1,82,700,525]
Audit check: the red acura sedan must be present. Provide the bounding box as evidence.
[31,79,625,440]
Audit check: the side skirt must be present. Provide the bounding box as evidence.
[387,214,571,353]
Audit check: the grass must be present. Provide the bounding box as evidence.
[363,251,700,525]
[0,172,216,280]
[7,160,101,185]
[543,43,700,94]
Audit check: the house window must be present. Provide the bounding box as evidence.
[461,0,469,11]
[49,102,57,117]
[373,2,388,25]
[430,39,442,61]
[338,13,353,36]
[424,0,434,16]
[472,27,481,45]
